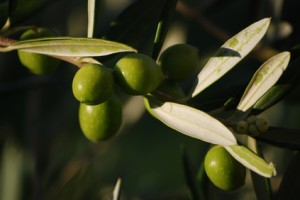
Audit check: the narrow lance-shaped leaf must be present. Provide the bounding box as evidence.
[237,51,290,112]
[253,84,291,112]
[112,178,122,200]
[190,18,271,98]
[87,0,96,38]
[224,145,276,178]
[0,37,136,56]
[144,96,237,146]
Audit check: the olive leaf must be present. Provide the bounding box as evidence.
[103,0,170,55]
[276,152,300,200]
[0,37,136,56]
[252,84,290,112]
[144,96,237,146]
[152,0,178,59]
[112,178,122,200]
[224,145,276,178]
[247,137,272,200]
[253,56,300,113]
[87,0,96,38]
[189,18,271,98]
[181,146,203,200]
[237,51,290,112]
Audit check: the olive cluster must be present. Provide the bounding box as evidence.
[204,145,246,191]
[236,115,269,137]
[17,31,200,142]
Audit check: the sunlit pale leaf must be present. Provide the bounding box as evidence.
[145,96,237,146]
[237,51,290,112]
[87,0,96,38]
[0,37,136,56]
[112,178,122,200]
[224,145,276,178]
[190,18,271,98]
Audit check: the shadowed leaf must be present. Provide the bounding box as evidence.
[103,0,169,55]
[276,152,300,200]
[248,137,272,200]
[257,127,300,150]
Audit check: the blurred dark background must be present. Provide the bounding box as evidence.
[1,0,300,199]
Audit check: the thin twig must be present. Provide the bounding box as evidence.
[176,1,279,61]
[176,1,230,42]
[0,36,17,47]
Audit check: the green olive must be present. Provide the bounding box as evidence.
[204,146,246,191]
[17,28,61,75]
[72,63,114,105]
[79,95,122,142]
[114,53,163,95]
[156,80,185,100]
[236,120,248,134]
[158,44,198,82]
[255,118,269,133]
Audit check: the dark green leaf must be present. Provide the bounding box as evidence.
[181,146,202,200]
[0,1,9,29]
[152,0,178,59]
[247,137,272,200]
[8,0,18,18]
[253,84,291,112]
[257,127,300,149]
[276,152,300,200]
[103,0,169,55]
[10,0,56,25]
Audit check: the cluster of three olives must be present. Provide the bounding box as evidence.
[236,115,269,136]
[72,52,165,142]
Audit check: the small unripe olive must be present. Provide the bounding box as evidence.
[236,120,248,134]
[256,118,269,133]
[246,115,257,124]
[114,53,163,95]
[17,28,61,74]
[156,80,185,100]
[79,95,122,142]
[72,63,114,105]
[248,124,260,137]
[158,44,198,82]
[204,146,246,191]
